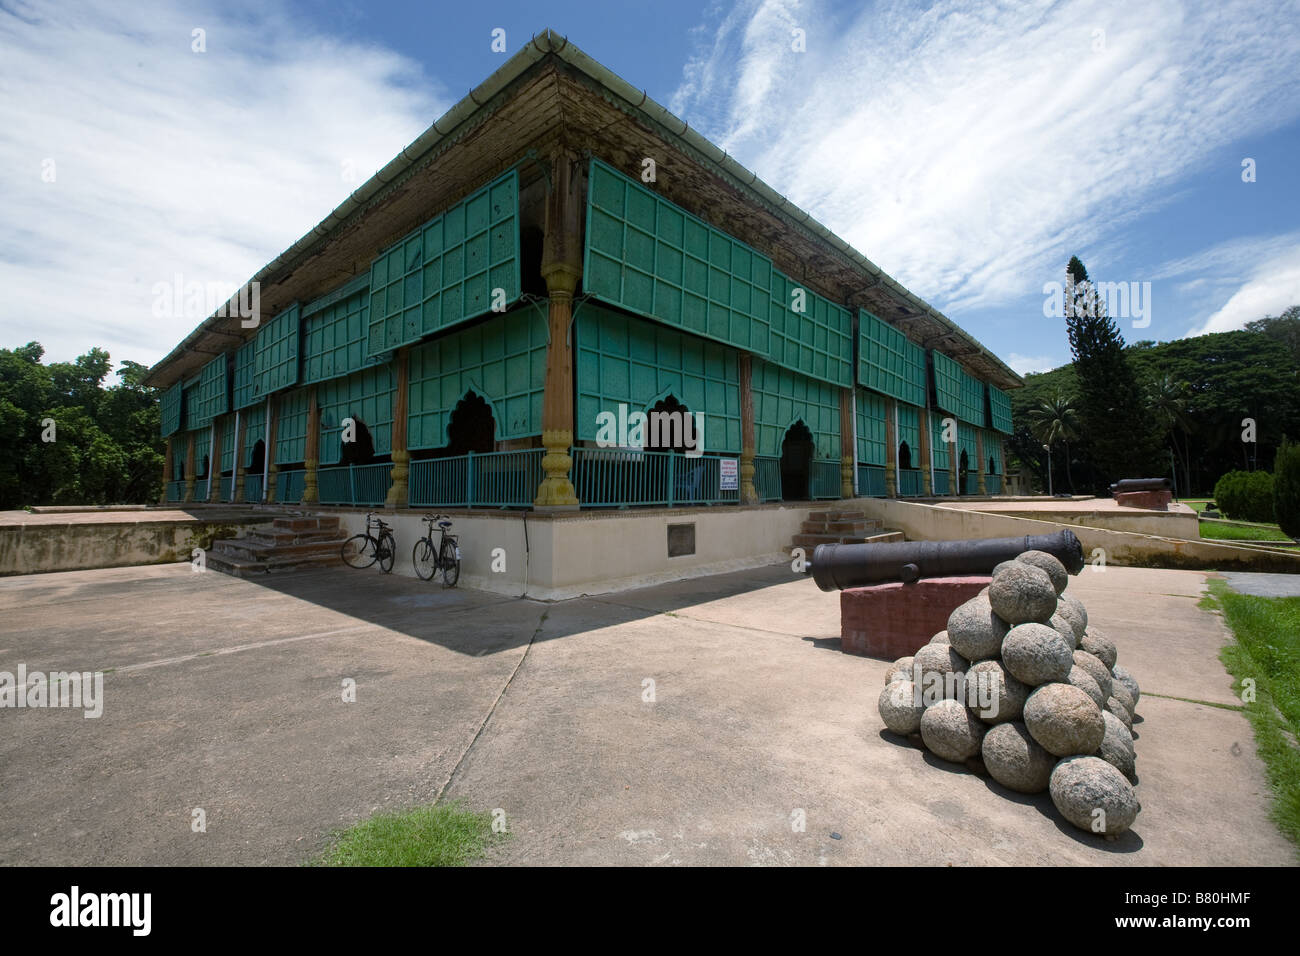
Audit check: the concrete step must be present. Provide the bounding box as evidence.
[805,510,871,524]
[212,537,348,562]
[206,550,344,577]
[247,527,346,547]
[271,516,341,532]
[799,519,882,534]
[787,528,905,552]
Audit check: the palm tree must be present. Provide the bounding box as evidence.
[1028,391,1081,493]
[1146,375,1195,493]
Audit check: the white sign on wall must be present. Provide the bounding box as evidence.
[719,458,738,491]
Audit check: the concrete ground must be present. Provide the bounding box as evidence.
[0,560,1292,866]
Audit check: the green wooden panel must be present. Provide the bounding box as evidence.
[241,401,266,467]
[219,414,236,472]
[584,159,771,358]
[985,429,1004,474]
[191,353,229,426]
[368,170,520,356]
[160,380,182,437]
[931,413,952,469]
[575,302,741,455]
[254,303,301,398]
[856,388,887,466]
[274,388,310,465]
[897,402,921,463]
[191,426,213,476]
[318,363,395,465]
[752,358,840,461]
[989,384,1013,434]
[768,271,852,387]
[171,449,184,481]
[182,381,202,432]
[958,421,978,467]
[959,367,986,427]
[407,305,547,451]
[303,285,371,385]
[859,310,927,407]
[931,349,962,417]
[232,339,257,410]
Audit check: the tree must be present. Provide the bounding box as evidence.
[1028,391,1081,492]
[1275,438,1300,540]
[1062,256,1162,488]
[1146,375,1194,495]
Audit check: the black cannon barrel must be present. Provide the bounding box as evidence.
[1110,477,1173,494]
[806,529,1084,592]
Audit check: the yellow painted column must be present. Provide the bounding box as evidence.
[976,429,987,496]
[839,387,856,500]
[386,347,410,508]
[302,386,320,504]
[739,352,758,504]
[884,396,898,498]
[919,409,933,496]
[161,437,173,504]
[182,433,196,503]
[232,413,247,503]
[265,398,280,504]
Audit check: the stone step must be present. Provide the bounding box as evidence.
[247,527,346,547]
[805,510,870,523]
[799,518,881,534]
[206,551,341,577]
[787,529,905,552]
[271,516,341,532]
[212,537,348,562]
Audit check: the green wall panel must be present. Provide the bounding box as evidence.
[959,367,986,427]
[931,349,962,417]
[989,384,1013,434]
[191,353,229,426]
[407,305,547,451]
[859,310,927,407]
[931,413,952,470]
[752,358,840,461]
[274,388,310,465]
[368,170,520,356]
[768,271,852,388]
[985,429,1004,473]
[219,414,236,472]
[856,388,887,466]
[241,401,266,468]
[191,426,213,476]
[232,340,257,410]
[160,380,182,437]
[182,381,202,432]
[254,303,301,398]
[318,364,395,465]
[303,286,371,385]
[575,302,741,455]
[584,159,771,358]
[958,421,978,467]
[897,402,921,463]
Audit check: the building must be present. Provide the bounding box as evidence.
[145,29,1020,524]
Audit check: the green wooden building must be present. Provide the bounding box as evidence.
[146,30,1020,512]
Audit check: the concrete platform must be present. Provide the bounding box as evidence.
[941,496,1200,539]
[0,562,1291,866]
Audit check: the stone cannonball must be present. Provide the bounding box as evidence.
[1001,622,1073,686]
[1015,550,1069,595]
[1050,755,1140,835]
[879,680,926,736]
[989,563,1058,625]
[1023,682,1106,757]
[920,699,986,763]
[946,595,1009,663]
[982,721,1056,793]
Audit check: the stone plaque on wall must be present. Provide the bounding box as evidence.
[667,523,696,557]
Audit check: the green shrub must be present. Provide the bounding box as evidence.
[1214,470,1275,523]
[1275,439,1300,540]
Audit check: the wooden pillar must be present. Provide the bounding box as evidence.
[839,387,855,500]
[976,429,987,496]
[534,147,583,509]
[232,412,247,503]
[949,423,960,498]
[919,409,933,496]
[386,348,411,508]
[206,418,221,502]
[302,386,320,504]
[161,437,173,504]
[265,398,280,503]
[739,352,758,504]
[182,433,196,502]
[883,397,898,498]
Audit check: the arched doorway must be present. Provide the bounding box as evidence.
[988,456,996,475]
[646,394,695,454]
[899,442,912,470]
[958,449,970,496]
[446,391,495,455]
[339,417,376,465]
[780,421,814,501]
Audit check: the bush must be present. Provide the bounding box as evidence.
[1213,470,1276,523]
[1274,439,1300,540]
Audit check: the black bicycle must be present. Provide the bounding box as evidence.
[412,513,460,587]
[341,512,396,573]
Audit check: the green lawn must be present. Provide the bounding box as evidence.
[312,800,505,866]
[1200,520,1294,542]
[1202,580,1300,857]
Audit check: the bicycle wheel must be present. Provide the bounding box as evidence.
[341,534,377,568]
[439,537,460,588]
[378,532,396,574]
[412,537,437,580]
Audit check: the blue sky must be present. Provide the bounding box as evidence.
[3,0,1299,375]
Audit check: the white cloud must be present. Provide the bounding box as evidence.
[1184,247,1300,336]
[0,0,446,367]
[1007,353,1061,376]
[671,0,1300,318]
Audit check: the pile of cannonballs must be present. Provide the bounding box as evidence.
[877,551,1143,837]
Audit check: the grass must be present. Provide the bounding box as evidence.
[312,800,505,867]
[1199,520,1293,542]
[1202,579,1300,857]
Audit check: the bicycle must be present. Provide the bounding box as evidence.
[412,513,461,587]
[341,512,396,573]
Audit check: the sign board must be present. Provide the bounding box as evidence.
[719,458,738,491]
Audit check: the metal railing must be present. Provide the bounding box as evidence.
[276,470,306,504]
[962,473,978,495]
[811,459,842,499]
[409,448,545,508]
[985,475,1002,495]
[898,468,923,497]
[218,476,233,501]
[857,464,887,497]
[165,480,185,502]
[245,474,264,503]
[319,462,395,506]
[572,448,741,507]
[754,456,782,501]
[933,471,950,496]
[194,478,209,501]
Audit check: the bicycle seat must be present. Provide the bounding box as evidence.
[437,520,453,528]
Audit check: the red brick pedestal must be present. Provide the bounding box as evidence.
[1114,490,1172,510]
[840,576,991,660]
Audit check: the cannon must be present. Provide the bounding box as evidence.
[804,529,1084,592]
[1110,477,1172,495]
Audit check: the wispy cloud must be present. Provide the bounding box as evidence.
[1007,353,1061,376]
[671,0,1300,318]
[0,0,446,366]
[1183,244,1300,336]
